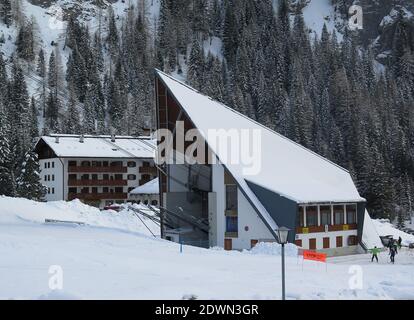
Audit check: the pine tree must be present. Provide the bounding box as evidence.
[0,104,14,196]
[63,88,81,134]
[16,151,46,201]
[187,37,204,90]
[1,0,12,28]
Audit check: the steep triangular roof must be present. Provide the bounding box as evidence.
[156,70,365,233]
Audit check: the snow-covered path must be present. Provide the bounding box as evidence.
[0,197,414,300]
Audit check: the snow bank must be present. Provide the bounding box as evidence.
[372,219,414,247]
[0,196,160,237]
[247,242,298,257]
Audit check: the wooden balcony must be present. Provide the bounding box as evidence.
[68,166,127,173]
[68,193,128,201]
[139,166,157,175]
[296,224,358,234]
[68,179,127,187]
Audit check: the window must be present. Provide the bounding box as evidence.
[115,174,123,180]
[143,200,149,205]
[320,206,331,225]
[128,187,135,193]
[115,187,123,193]
[309,238,317,250]
[334,205,344,225]
[306,206,318,227]
[127,161,137,168]
[92,161,102,167]
[103,174,109,180]
[336,236,343,248]
[111,161,122,167]
[48,188,50,194]
[81,161,91,167]
[297,207,305,227]
[103,161,109,167]
[128,174,137,180]
[52,175,55,181]
[52,188,55,194]
[47,175,50,181]
[143,161,150,167]
[151,200,158,206]
[44,163,47,169]
[346,205,357,224]
[92,187,98,194]
[69,188,77,194]
[69,174,76,181]
[69,161,77,167]
[52,162,55,168]
[81,174,90,180]
[47,162,50,168]
[226,216,238,233]
[81,187,89,194]
[44,175,47,181]
[103,187,109,193]
[225,185,238,211]
[348,235,358,246]
[323,237,330,249]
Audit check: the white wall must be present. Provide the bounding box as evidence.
[39,158,64,201]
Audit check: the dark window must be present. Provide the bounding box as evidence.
[115,187,123,193]
[102,161,109,167]
[111,161,122,167]
[69,161,77,167]
[115,174,123,180]
[52,162,55,168]
[306,206,318,227]
[48,188,50,194]
[103,174,109,180]
[92,187,98,194]
[69,188,77,193]
[47,175,50,181]
[225,185,238,211]
[143,200,149,205]
[151,200,158,206]
[348,235,358,246]
[127,161,137,167]
[103,187,109,193]
[143,162,150,167]
[81,187,89,194]
[81,161,91,167]
[334,205,345,225]
[226,216,238,233]
[309,238,317,250]
[92,161,102,167]
[346,205,357,224]
[69,174,76,181]
[52,175,55,181]
[44,175,47,181]
[128,174,137,180]
[297,207,305,227]
[44,163,47,169]
[128,187,135,193]
[92,174,98,180]
[47,162,50,168]
[52,188,55,194]
[81,174,90,180]
[320,206,331,225]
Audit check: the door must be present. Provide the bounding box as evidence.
[323,237,330,249]
[251,240,259,248]
[224,239,232,251]
[309,238,317,250]
[336,236,343,248]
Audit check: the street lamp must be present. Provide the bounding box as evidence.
[276,226,290,300]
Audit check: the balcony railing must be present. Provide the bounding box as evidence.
[68,166,127,173]
[68,179,127,187]
[139,166,157,175]
[68,193,128,201]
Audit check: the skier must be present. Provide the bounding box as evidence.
[370,246,380,263]
[398,237,402,249]
[389,246,397,264]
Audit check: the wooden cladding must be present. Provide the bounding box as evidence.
[68,193,128,201]
[296,224,357,234]
[68,179,127,187]
[68,166,127,173]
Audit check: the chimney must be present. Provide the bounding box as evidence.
[111,134,116,142]
[55,136,60,144]
[79,135,84,143]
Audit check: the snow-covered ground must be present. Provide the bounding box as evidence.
[0,197,413,300]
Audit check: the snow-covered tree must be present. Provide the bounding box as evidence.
[16,151,46,201]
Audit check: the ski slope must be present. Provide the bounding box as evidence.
[0,197,414,300]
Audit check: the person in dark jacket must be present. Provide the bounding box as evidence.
[398,237,402,249]
[389,246,397,264]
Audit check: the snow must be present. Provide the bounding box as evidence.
[38,135,156,159]
[362,210,384,249]
[130,177,159,195]
[1,196,414,300]
[373,219,414,247]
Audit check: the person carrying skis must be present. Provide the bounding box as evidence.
[389,246,397,264]
[370,246,380,263]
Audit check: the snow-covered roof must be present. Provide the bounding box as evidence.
[130,178,159,195]
[37,135,156,159]
[156,70,365,207]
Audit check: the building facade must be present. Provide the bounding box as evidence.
[154,70,378,256]
[35,135,157,209]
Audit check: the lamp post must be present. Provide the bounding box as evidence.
[276,226,290,300]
